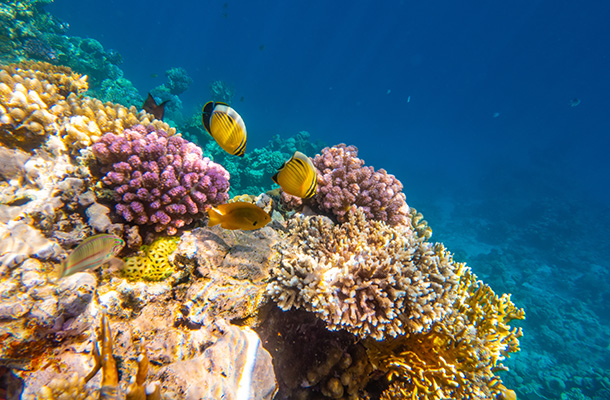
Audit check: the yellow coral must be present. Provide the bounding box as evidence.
[122,236,179,281]
[365,263,525,400]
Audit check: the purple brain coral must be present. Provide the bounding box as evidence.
[92,124,230,235]
[281,144,409,226]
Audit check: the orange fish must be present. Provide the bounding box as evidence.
[207,202,270,230]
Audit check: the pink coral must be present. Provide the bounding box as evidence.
[281,144,409,226]
[92,124,230,235]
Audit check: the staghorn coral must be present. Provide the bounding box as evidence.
[267,207,459,340]
[92,124,230,235]
[365,263,525,400]
[122,236,179,281]
[280,143,410,226]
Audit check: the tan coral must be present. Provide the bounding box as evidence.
[0,61,175,152]
[267,208,459,340]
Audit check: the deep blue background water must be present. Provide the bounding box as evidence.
[49,0,610,207]
[46,1,610,396]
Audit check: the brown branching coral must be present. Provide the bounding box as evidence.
[364,264,525,400]
[268,208,459,340]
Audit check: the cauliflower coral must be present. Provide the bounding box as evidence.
[92,124,230,235]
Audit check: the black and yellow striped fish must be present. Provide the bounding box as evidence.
[202,101,247,156]
[272,151,317,198]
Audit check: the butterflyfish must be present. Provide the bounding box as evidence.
[57,234,124,278]
[207,202,271,230]
[143,93,169,120]
[272,151,317,199]
[202,101,247,156]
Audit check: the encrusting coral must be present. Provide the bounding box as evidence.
[91,124,230,235]
[280,143,410,226]
[268,207,459,340]
[122,236,179,281]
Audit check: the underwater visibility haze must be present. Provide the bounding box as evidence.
[0,0,609,399]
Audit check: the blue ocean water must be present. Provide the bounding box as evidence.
[47,0,610,398]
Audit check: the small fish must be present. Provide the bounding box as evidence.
[143,93,169,121]
[569,98,581,107]
[207,202,271,230]
[58,234,124,278]
[202,101,247,156]
[272,151,317,199]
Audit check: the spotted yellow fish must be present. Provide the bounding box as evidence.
[272,151,317,198]
[58,234,124,278]
[207,201,271,230]
[202,101,247,156]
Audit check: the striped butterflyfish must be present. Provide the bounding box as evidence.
[57,234,124,278]
[207,201,271,230]
[202,101,247,156]
[272,151,317,199]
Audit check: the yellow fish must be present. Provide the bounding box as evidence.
[272,151,317,198]
[202,101,247,156]
[207,201,271,230]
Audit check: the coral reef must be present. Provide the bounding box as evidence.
[122,236,179,281]
[268,207,459,339]
[164,67,192,96]
[0,61,173,153]
[193,130,325,196]
[92,124,230,235]
[281,144,410,226]
[0,55,526,400]
[209,80,234,103]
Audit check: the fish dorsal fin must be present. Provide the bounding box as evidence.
[143,93,168,121]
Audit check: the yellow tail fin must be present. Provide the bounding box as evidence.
[207,207,222,227]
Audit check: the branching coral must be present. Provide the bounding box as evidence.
[92,124,230,235]
[267,208,459,339]
[123,236,179,281]
[365,263,525,400]
[280,143,410,226]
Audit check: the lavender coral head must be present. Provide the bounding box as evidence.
[92,124,230,235]
[281,144,409,226]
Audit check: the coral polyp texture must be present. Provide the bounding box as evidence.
[280,143,410,226]
[268,208,459,339]
[92,124,230,235]
[0,61,86,149]
[366,264,524,400]
[0,61,174,152]
[122,236,179,281]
